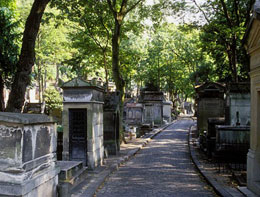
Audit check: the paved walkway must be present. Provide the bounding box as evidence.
[96,119,217,197]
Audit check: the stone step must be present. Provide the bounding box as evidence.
[58,161,84,181]
[57,161,88,197]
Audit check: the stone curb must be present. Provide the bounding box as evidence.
[188,124,245,197]
[81,121,176,197]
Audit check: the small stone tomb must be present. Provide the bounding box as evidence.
[139,86,165,126]
[0,112,59,197]
[125,102,143,126]
[225,82,250,126]
[163,101,172,124]
[195,82,225,134]
[61,77,104,169]
[103,92,120,155]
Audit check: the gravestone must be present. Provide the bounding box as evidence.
[225,82,250,126]
[139,86,165,126]
[125,102,143,126]
[244,1,260,195]
[103,92,120,155]
[62,78,104,169]
[195,82,225,134]
[163,101,172,123]
[0,112,59,197]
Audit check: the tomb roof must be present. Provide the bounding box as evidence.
[195,82,225,93]
[62,77,104,91]
[0,112,54,124]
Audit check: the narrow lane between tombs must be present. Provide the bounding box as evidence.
[95,118,218,197]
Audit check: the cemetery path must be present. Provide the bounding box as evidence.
[95,118,218,197]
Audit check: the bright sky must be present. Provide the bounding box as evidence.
[145,0,206,25]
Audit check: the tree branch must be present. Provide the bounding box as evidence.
[192,0,211,24]
[219,0,233,28]
[107,0,117,18]
[125,0,144,15]
[233,0,240,26]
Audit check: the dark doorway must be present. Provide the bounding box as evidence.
[69,109,87,165]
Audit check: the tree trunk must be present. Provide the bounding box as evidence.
[112,18,125,143]
[0,75,5,111]
[103,50,109,93]
[5,0,50,112]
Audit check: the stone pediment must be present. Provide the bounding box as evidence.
[244,2,260,54]
[195,82,225,93]
[62,77,91,88]
[62,77,104,92]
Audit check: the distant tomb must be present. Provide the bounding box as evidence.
[225,82,250,126]
[0,112,59,197]
[163,101,172,123]
[139,85,165,126]
[61,78,104,169]
[125,102,143,126]
[244,1,260,195]
[195,82,225,134]
[103,92,120,155]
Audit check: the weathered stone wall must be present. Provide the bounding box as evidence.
[89,103,104,169]
[228,93,250,126]
[197,98,225,133]
[0,113,59,197]
[143,103,163,125]
[245,6,260,194]
[163,103,172,123]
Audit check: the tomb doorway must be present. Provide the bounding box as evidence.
[69,108,87,165]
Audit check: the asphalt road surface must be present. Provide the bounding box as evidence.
[96,119,217,197]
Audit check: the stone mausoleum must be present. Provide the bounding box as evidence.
[139,86,165,126]
[195,82,225,134]
[0,112,59,197]
[244,1,260,195]
[62,78,104,169]
[225,82,250,126]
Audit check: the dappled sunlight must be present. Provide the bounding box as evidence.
[97,120,214,197]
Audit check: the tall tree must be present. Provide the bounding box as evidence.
[6,0,50,112]
[192,0,254,82]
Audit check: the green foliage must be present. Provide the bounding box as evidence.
[43,87,62,112]
[0,7,20,86]
[194,0,253,82]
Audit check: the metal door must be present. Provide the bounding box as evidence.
[69,109,87,165]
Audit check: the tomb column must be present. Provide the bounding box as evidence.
[245,2,260,194]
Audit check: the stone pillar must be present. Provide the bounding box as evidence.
[247,69,260,194]
[244,3,260,194]
[0,112,59,197]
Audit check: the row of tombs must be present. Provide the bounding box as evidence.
[0,77,172,197]
[195,4,260,195]
[194,82,250,167]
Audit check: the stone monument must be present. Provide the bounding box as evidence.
[0,112,59,197]
[103,92,120,155]
[139,85,165,126]
[225,82,250,126]
[61,78,104,169]
[195,82,225,134]
[244,1,260,194]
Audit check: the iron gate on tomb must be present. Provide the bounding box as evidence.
[69,109,87,165]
